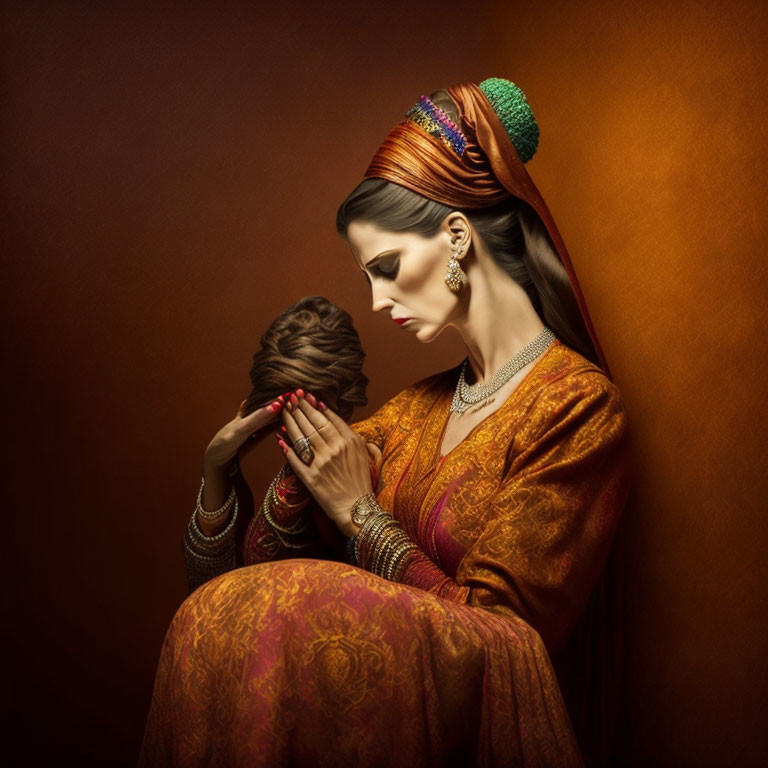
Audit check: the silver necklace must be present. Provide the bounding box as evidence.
[450,326,557,414]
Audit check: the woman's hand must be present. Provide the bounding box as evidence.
[278,389,375,537]
[204,395,287,469]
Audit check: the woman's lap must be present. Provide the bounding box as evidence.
[139,559,579,768]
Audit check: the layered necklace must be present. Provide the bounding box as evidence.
[450,326,557,414]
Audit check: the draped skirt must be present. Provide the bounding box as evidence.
[139,559,583,768]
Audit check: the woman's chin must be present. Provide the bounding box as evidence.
[413,323,443,344]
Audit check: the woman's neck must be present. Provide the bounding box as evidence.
[451,262,546,386]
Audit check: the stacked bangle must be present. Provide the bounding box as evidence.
[260,467,318,549]
[190,494,238,543]
[196,476,236,522]
[346,495,420,582]
[183,493,239,591]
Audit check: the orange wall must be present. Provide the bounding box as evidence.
[4,1,766,765]
[482,1,768,764]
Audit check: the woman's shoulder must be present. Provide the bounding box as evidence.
[526,341,628,423]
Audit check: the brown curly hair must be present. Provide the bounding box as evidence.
[240,296,369,423]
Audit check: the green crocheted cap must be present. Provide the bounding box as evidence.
[478,77,539,163]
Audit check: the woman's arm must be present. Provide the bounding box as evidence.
[240,462,347,565]
[354,374,633,656]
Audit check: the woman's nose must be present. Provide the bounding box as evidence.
[370,286,393,314]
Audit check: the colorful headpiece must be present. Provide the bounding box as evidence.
[363,77,611,378]
[403,95,468,158]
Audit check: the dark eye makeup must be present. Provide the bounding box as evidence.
[372,257,399,279]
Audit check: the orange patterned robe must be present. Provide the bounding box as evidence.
[140,340,632,767]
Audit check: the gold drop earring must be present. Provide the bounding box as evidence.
[445,237,468,293]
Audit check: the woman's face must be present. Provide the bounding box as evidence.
[346,219,463,343]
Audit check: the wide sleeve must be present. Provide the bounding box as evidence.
[395,373,633,655]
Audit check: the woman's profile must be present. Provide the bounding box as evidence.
[140,77,633,768]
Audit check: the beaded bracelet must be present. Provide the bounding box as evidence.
[266,474,309,534]
[260,477,318,549]
[183,528,235,562]
[189,495,239,546]
[196,476,236,522]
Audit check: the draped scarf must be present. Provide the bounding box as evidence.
[363,80,612,380]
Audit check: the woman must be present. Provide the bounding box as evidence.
[140,78,632,768]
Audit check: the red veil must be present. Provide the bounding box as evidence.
[362,80,626,765]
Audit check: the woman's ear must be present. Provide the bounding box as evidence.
[445,211,471,252]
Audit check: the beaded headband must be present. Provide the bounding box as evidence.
[402,78,540,164]
[403,95,468,158]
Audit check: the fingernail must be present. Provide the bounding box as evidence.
[290,394,298,405]
[296,389,305,398]
[280,425,287,432]
[318,401,327,411]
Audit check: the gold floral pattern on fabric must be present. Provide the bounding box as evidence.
[140,560,583,767]
[141,340,631,767]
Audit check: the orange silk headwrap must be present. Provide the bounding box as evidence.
[363,81,611,380]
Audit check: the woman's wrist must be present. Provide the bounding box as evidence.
[346,496,419,580]
[339,519,362,539]
[197,509,232,537]
[186,495,239,552]
[337,489,380,539]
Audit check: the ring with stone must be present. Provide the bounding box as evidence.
[294,435,314,464]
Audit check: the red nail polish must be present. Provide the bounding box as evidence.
[296,389,305,398]
[318,401,327,411]
[290,394,298,405]
[280,425,287,432]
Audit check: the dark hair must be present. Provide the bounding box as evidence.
[335,89,600,367]
[241,296,368,422]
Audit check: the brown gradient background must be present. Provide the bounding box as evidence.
[4,0,767,765]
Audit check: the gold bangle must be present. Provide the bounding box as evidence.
[267,480,309,533]
[360,512,394,571]
[262,483,308,536]
[196,477,236,521]
[350,492,379,526]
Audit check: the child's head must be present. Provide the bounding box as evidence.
[241,296,368,422]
